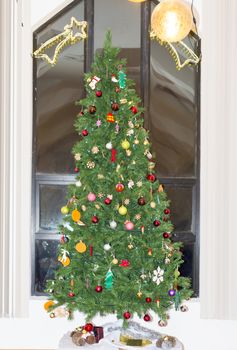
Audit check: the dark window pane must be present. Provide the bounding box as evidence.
[179,243,194,282]
[35,240,59,294]
[35,1,84,174]
[39,185,67,231]
[165,185,193,231]
[94,0,141,93]
[149,17,198,177]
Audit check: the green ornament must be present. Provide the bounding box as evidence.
[105,269,113,290]
[174,268,180,279]
[118,70,126,89]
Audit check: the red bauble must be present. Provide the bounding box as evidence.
[123,311,131,320]
[116,183,125,192]
[68,292,75,297]
[138,197,146,206]
[95,285,103,293]
[143,314,151,322]
[164,208,171,215]
[60,235,69,244]
[163,232,170,239]
[104,198,112,205]
[96,90,102,97]
[84,323,94,332]
[153,220,161,227]
[115,86,121,93]
[130,106,138,114]
[74,167,79,173]
[147,174,156,182]
[92,216,99,224]
[82,129,88,136]
[111,102,120,111]
[89,105,96,114]
[79,111,84,116]
[146,297,152,303]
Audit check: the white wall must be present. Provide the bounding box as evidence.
[1,0,237,349]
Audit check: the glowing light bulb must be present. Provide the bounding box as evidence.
[151,0,193,43]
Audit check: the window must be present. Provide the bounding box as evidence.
[32,0,200,296]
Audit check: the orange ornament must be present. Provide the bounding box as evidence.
[76,240,87,253]
[44,300,55,311]
[72,209,81,222]
[107,112,115,123]
[58,256,71,267]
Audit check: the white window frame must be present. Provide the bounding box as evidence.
[1,0,237,324]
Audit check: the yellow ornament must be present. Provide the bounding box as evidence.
[44,300,55,311]
[128,244,134,250]
[112,258,118,265]
[134,139,139,145]
[144,139,149,145]
[61,206,69,215]
[72,209,81,222]
[158,185,164,192]
[58,256,71,267]
[137,291,143,298]
[121,140,130,150]
[118,205,127,215]
[150,201,156,208]
[75,240,87,253]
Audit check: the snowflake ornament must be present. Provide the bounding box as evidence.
[152,266,164,285]
[74,153,81,161]
[96,119,102,127]
[91,146,99,154]
[137,180,143,187]
[135,214,141,220]
[124,198,130,205]
[127,129,134,136]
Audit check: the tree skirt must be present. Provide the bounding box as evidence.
[58,321,184,350]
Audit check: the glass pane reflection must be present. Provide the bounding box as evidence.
[35,240,59,293]
[35,1,84,174]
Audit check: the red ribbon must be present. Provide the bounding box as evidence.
[90,245,93,256]
[111,149,117,162]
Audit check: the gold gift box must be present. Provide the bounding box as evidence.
[120,334,152,347]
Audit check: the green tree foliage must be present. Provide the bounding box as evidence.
[46,31,192,325]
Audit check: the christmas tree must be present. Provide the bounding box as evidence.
[45,32,192,325]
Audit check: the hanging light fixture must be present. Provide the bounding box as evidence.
[128,0,146,3]
[151,0,193,43]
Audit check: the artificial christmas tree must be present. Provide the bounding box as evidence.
[45,31,192,326]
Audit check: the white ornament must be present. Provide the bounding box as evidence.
[88,75,100,90]
[110,220,117,229]
[128,180,134,189]
[152,266,164,285]
[107,194,113,200]
[76,180,82,187]
[104,244,111,251]
[106,142,113,150]
[63,222,74,232]
[111,74,118,83]
[126,129,134,136]
[137,180,143,187]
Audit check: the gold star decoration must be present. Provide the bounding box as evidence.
[33,17,87,66]
[150,31,201,70]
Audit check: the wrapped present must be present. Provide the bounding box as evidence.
[107,113,115,123]
[93,326,104,343]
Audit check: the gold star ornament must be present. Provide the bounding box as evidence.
[33,18,87,66]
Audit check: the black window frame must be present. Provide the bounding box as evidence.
[32,0,200,296]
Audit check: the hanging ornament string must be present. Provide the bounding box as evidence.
[33,17,87,66]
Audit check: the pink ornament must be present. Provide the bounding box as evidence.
[125,221,134,231]
[87,192,96,202]
[96,119,102,127]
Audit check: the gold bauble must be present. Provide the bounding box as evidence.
[58,256,70,267]
[151,0,193,43]
[61,206,69,215]
[112,258,119,265]
[137,291,143,298]
[121,140,130,150]
[75,240,87,253]
[128,244,134,250]
[72,209,81,222]
[118,205,128,215]
[150,201,156,208]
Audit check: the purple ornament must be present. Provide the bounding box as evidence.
[168,289,176,297]
[96,119,102,127]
